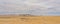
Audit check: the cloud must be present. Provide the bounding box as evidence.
[0,0,60,15]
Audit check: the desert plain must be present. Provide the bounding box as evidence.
[0,14,60,24]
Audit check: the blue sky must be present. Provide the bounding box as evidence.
[0,0,60,15]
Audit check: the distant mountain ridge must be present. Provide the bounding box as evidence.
[0,14,35,16]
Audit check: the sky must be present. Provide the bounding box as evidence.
[0,0,60,15]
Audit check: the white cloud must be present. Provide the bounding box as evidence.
[0,0,60,15]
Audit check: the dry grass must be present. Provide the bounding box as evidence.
[0,15,60,24]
